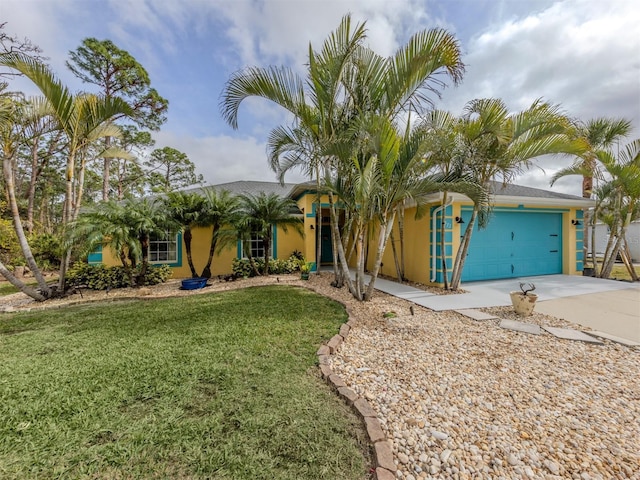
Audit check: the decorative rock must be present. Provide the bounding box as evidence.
[317,345,330,356]
[397,452,409,464]
[337,386,358,404]
[354,398,377,418]
[339,323,350,338]
[440,449,452,463]
[319,364,332,379]
[507,453,518,466]
[374,467,396,480]
[365,417,387,443]
[317,354,330,365]
[327,374,346,389]
[544,460,560,475]
[326,334,343,353]
[374,442,396,472]
[430,430,448,441]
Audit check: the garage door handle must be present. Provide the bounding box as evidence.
[550,250,558,253]
[511,264,514,274]
[550,234,558,237]
[511,232,514,240]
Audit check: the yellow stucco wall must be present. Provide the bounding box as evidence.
[98,194,313,278]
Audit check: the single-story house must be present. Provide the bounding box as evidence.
[93,180,594,286]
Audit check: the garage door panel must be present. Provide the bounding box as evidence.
[461,211,562,282]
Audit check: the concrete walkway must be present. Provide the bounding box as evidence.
[366,274,640,343]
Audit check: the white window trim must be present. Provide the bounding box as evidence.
[149,231,179,264]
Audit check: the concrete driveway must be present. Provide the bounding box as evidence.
[370,274,640,343]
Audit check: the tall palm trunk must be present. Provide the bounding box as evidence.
[58,149,77,292]
[263,233,271,275]
[183,228,198,277]
[328,191,356,296]
[0,260,45,301]
[590,210,599,277]
[201,224,220,279]
[599,190,622,277]
[2,151,50,299]
[102,136,112,201]
[440,193,449,290]
[364,210,396,301]
[450,208,479,290]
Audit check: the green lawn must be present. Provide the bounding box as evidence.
[0,286,368,479]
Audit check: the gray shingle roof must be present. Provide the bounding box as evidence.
[488,181,585,200]
[186,181,299,197]
[190,179,586,202]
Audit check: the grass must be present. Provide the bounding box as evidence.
[0,286,368,479]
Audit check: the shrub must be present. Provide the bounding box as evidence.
[66,263,172,290]
[232,256,300,277]
[29,233,62,268]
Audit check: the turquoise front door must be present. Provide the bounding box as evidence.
[461,210,563,282]
[320,225,333,263]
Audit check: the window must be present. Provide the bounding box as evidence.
[149,231,178,264]
[243,232,265,258]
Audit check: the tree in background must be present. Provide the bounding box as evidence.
[66,38,169,200]
[111,125,155,199]
[0,52,132,297]
[144,146,204,194]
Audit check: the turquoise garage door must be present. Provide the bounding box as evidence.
[461,210,563,282]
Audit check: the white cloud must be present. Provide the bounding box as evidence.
[152,131,308,186]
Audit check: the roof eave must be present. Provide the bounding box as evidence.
[422,192,595,207]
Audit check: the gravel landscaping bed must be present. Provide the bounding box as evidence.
[329,298,639,480]
[3,273,638,479]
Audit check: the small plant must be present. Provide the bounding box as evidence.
[518,282,536,296]
[300,261,313,274]
[383,311,397,318]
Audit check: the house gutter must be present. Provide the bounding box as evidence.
[431,197,453,282]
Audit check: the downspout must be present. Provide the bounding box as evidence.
[430,197,454,282]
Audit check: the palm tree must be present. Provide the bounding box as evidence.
[553,138,640,279]
[199,188,240,279]
[69,200,140,285]
[70,197,176,286]
[0,52,132,293]
[553,117,631,268]
[0,88,50,299]
[447,98,587,290]
[221,14,465,300]
[163,191,206,278]
[236,192,303,276]
[331,113,487,300]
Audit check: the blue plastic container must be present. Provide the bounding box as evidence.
[181,278,207,290]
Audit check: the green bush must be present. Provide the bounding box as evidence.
[29,233,62,269]
[232,256,300,277]
[66,263,172,290]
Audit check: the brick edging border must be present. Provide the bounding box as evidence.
[316,303,396,480]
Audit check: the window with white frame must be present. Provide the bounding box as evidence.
[149,231,178,264]
[243,232,265,258]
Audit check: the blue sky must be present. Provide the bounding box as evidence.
[2,0,639,195]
